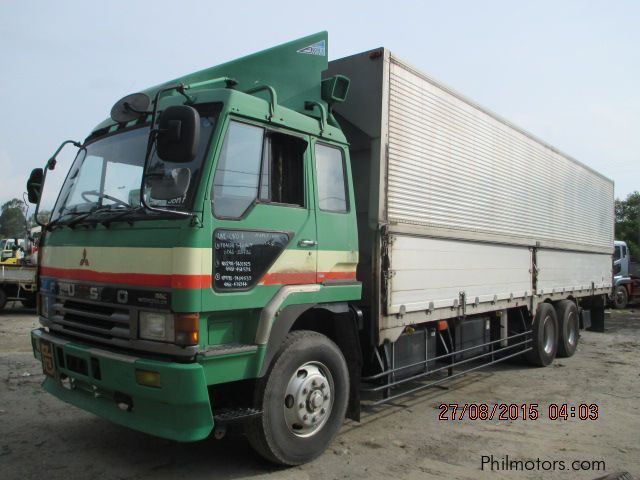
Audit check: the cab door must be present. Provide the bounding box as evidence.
[209,119,317,300]
[311,142,358,284]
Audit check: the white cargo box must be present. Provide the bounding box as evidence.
[328,49,614,341]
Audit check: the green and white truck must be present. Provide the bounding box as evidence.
[27,32,614,465]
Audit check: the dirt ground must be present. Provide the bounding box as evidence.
[1,304,638,480]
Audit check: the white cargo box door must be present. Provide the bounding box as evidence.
[386,235,531,315]
[536,249,613,295]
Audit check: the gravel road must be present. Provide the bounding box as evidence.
[1,304,638,479]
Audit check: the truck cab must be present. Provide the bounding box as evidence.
[27,32,361,464]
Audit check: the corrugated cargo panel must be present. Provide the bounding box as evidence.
[386,56,614,252]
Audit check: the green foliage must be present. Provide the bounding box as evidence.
[615,191,640,260]
[0,198,27,238]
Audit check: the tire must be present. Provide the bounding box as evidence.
[613,285,628,309]
[246,330,349,465]
[0,287,7,311]
[555,300,579,358]
[525,303,558,367]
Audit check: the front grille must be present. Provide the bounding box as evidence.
[49,297,132,342]
[41,293,198,359]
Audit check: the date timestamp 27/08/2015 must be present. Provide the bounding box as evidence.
[438,403,599,421]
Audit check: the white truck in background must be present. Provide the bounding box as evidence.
[613,240,639,308]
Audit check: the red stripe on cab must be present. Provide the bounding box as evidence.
[39,267,211,290]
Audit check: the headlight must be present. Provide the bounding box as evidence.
[139,311,175,342]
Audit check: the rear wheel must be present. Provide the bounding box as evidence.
[555,300,579,358]
[613,285,628,309]
[246,330,349,465]
[0,287,7,311]
[525,303,558,366]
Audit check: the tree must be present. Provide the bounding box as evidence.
[0,198,27,238]
[615,191,640,261]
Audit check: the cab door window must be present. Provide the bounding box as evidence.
[314,143,348,212]
[212,121,264,218]
[212,120,307,218]
[259,132,306,207]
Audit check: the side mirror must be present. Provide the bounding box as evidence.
[156,105,200,163]
[26,168,44,204]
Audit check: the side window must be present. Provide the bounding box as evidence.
[212,121,264,218]
[614,246,621,260]
[315,143,348,212]
[622,245,627,258]
[259,132,306,207]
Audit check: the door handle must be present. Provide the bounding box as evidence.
[298,239,318,248]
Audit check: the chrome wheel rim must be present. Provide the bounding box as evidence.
[283,361,334,438]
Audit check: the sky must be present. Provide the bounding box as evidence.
[1,0,638,209]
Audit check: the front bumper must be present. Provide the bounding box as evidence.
[31,328,214,442]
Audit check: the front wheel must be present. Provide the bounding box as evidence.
[613,285,628,309]
[246,330,349,465]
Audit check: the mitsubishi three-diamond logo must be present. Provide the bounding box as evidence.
[79,248,90,266]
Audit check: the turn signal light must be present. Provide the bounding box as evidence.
[437,320,449,331]
[175,313,200,346]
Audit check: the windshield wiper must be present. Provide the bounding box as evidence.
[100,205,147,227]
[48,205,151,230]
[66,205,120,228]
[47,209,93,230]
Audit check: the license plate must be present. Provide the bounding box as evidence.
[40,339,57,378]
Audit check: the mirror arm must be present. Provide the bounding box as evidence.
[176,85,195,104]
[33,140,82,228]
[149,84,185,132]
[47,140,82,170]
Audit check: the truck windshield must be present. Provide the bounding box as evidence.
[51,106,218,223]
